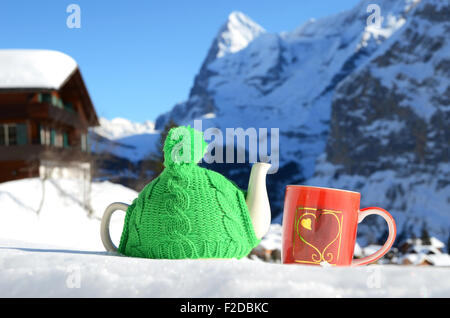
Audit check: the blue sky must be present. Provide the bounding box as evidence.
[1,0,360,122]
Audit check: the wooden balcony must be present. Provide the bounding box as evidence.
[0,102,87,129]
[0,144,92,162]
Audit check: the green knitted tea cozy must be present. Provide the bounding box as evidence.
[117,125,260,259]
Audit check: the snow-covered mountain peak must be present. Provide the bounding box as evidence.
[94,117,155,140]
[290,0,414,40]
[216,11,265,58]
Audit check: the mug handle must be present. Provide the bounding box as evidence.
[351,207,397,266]
[100,202,129,252]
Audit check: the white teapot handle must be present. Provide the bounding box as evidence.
[100,202,129,252]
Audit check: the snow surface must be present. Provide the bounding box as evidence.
[1,178,450,297]
[0,49,77,89]
[1,242,450,297]
[0,178,137,250]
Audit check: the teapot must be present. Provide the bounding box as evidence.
[100,125,271,259]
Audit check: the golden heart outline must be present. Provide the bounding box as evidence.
[296,211,342,264]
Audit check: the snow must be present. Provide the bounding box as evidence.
[259,224,282,251]
[90,117,160,162]
[91,132,160,162]
[1,243,450,297]
[0,49,77,89]
[357,14,406,50]
[400,252,450,267]
[94,117,156,140]
[354,242,363,258]
[216,11,266,58]
[1,178,450,297]
[430,237,445,249]
[0,178,137,250]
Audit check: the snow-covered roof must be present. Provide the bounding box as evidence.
[353,242,363,257]
[0,49,78,90]
[426,254,450,267]
[362,244,383,256]
[400,252,450,266]
[405,237,445,249]
[412,245,441,255]
[430,237,445,249]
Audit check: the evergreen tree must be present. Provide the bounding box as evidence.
[420,222,431,246]
[447,230,450,255]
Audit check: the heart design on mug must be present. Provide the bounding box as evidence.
[300,218,312,230]
[295,209,342,264]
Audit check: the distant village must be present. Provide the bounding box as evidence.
[249,225,450,266]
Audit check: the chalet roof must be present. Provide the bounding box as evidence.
[405,237,445,249]
[401,252,450,266]
[0,49,77,90]
[0,49,99,126]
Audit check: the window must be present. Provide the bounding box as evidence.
[50,129,55,146]
[54,131,63,148]
[8,125,17,145]
[53,95,64,109]
[39,93,52,104]
[0,126,4,145]
[64,102,75,112]
[40,125,51,146]
[81,133,87,152]
[16,124,27,145]
[63,132,69,148]
[0,124,27,146]
[39,126,70,148]
[80,133,90,152]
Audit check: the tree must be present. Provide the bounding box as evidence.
[420,222,431,246]
[447,230,450,255]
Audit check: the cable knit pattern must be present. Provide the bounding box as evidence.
[118,126,260,259]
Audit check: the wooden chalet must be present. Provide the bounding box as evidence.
[0,49,99,183]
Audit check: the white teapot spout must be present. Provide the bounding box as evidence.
[246,162,271,239]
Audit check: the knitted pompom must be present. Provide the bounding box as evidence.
[163,125,208,166]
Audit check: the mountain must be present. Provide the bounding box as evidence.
[150,0,450,245]
[89,118,160,189]
[310,0,450,243]
[91,117,159,162]
[94,117,155,140]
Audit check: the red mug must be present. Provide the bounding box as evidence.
[282,185,396,266]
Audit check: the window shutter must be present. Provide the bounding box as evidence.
[50,129,55,145]
[0,125,5,145]
[63,132,69,148]
[16,124,28,145]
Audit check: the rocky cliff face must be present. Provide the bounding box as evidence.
[311,0,450,243]
[147,0,449,245]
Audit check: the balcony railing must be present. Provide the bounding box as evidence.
[0,144,92,162]
[0,102,87,129]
